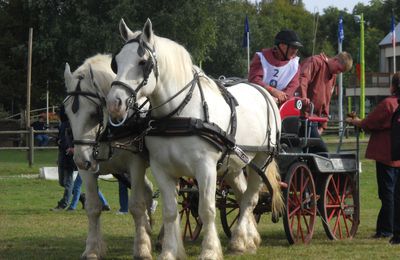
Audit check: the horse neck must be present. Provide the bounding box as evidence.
[149,68,203,118]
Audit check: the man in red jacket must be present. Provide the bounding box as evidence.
[248,29,302,104]
[299,52,353,134]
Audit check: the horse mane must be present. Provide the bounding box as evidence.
[152,34,221,95]
[74,54,115,96]
[153,34,195,86]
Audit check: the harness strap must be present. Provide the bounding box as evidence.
[246,82,281,153]
[248,160,274,195]
[146,117,235,150]
[161,73,199,119]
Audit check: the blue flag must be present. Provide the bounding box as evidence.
[338,15,344,44]
[242,15,250,48]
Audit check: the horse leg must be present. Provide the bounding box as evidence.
[129,161,153,260]
[152,165,186,260]
[224,169,247,206]
[80,171,105,259]
[229,166,262,254]
[196,167,223,260]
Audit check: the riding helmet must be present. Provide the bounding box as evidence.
[274,30,303,48]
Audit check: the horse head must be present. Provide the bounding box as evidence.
[63,54,115,171]
[107,18,159,125]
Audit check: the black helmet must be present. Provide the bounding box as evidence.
[274,30,303,48]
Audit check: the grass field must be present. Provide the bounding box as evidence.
[0,145,399,259]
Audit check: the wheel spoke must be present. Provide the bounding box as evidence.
[331,176,340,198]
[302,214,311,232]
[340,176,349,203]
[229,212,239,229]
[184,209,193,238]
[226,207,237,216]
[340,208,351,237]
[327,208,337,222]
[297,214,305,241]
[289,204,301,218]
[326,188,337,203]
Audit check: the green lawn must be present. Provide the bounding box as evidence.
[0,144,399,259]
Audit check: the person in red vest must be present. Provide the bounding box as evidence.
[346,72,400,244]
[248,29,302,105]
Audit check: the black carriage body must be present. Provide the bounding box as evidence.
[277,152,358,177]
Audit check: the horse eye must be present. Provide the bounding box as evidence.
[138,60,146,66]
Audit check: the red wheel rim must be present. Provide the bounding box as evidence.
[323,174,358,239]
[285,163,316,244]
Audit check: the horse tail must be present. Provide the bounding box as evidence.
[265,158,284,218]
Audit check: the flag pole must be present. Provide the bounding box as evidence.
[393,10,396,73]
[247,30,250,73]
[338,15,344,137]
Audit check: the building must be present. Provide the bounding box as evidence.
[343,23,399,116]
[379,23,400,72]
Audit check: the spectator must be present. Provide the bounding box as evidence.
[116,180,129,215]
[31,115,49,146]
[67,173,111,212]
[299,52,353,134]
[51,106,75,210]
[117,177,158,215]
[346,72,400,245]
[248,29,302,105]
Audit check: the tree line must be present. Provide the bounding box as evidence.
[0,0,398,116]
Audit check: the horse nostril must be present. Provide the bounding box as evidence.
[84,161,91,170]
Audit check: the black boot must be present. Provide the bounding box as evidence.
[79,193,86,209]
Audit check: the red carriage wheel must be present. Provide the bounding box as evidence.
[319,173,359,240]
[283,162,317,244]
[178,178,202,241]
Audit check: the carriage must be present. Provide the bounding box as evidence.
[176,96,361,245]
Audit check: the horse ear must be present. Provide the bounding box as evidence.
[64,63,73,91]
[142,18,154,45]
[119,18,134,42]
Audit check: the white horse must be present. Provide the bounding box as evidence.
[63,54,154,259]
[107,19,284,259]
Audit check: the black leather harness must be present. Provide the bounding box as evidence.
[138,77,280,194]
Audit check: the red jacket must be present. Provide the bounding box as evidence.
[361,96,400,167]
[248,48,300,98]
[299,53,336,128]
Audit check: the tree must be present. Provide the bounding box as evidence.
[0,0,393,115]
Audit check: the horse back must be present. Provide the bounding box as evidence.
[226,83,281,147]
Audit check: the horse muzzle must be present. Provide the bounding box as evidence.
[74,155,99,172]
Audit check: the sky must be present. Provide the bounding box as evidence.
[302,0,371,13]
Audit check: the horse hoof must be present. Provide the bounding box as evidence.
[81,253,99,260]
[134,255,152,260]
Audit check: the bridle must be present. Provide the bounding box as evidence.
[110,34,158,127]
[63,75,109,160]
[109,34,202,126]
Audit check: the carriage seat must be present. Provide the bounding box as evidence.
[279,98,328,153]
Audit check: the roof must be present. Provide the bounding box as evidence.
[379,23,400,46]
